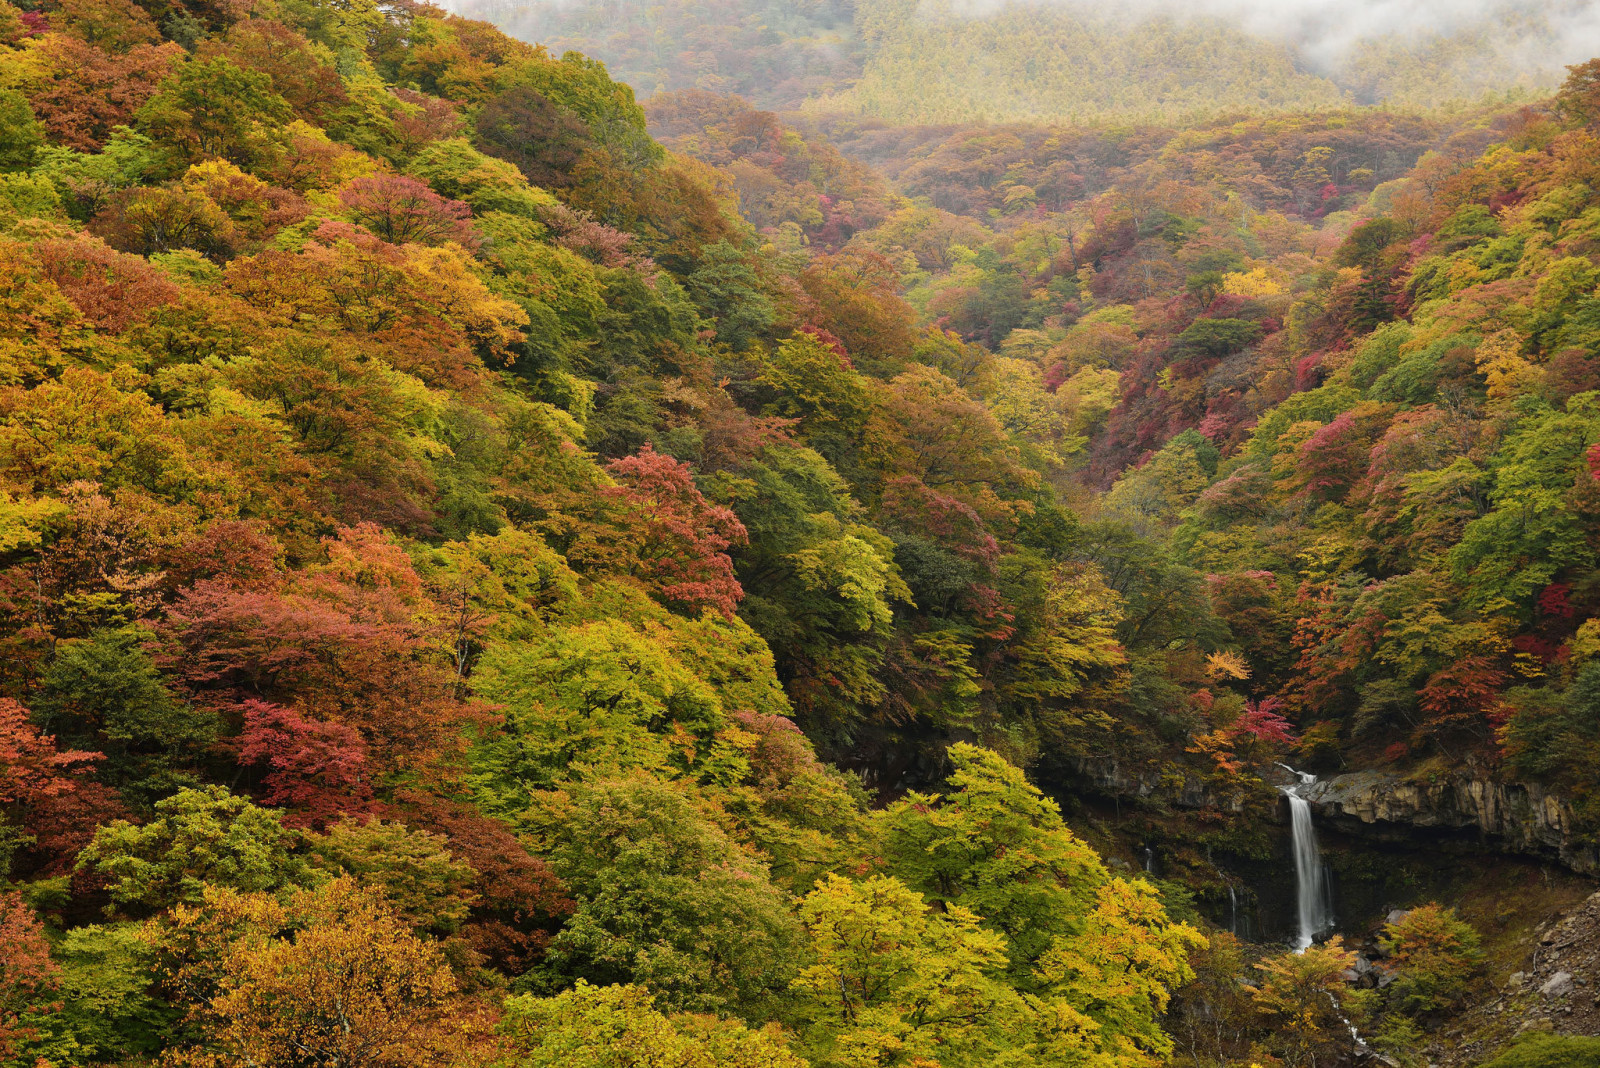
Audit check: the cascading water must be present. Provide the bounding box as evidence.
[1275,768,1372,1059]
[1277,765,1335,952]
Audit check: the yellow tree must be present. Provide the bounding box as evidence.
[1035,878,1207,1067]
[153,877,492,1068]
[500,981,807,1068]
[791,872,1027,1068]
[1250,937,1369,1068]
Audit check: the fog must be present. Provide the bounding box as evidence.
[939,0,1600,69]
[448,0,1598,82]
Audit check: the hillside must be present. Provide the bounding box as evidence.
[452,0,1594,123]
[442,0,864,110]
[1,0,1600,1064]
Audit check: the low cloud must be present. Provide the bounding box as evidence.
[939,0,1600,70]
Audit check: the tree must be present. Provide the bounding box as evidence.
[0,366,204,496]
[884,744,1114,982]
[1166,317,1263,361]
[1379,903,1483,1015]
[754,332,873,471]
[1168,932,1255,1068]
[0,90,42,172]
[197,19,351,126]
[77,785,313,912]
[157,526,486,783]
[12,36,181,151]
[154,877,486,1068]
[474,85,595,188]
[91,184,239,259]
[339,174,477,248]
[307,819,476,935]
[50,921,176,1061]
[566,445,747,619]
[1251,937,1369,1068]
[683,240,774,351]
[0,890,61,1065]
[791,872,1030,1068]
[799,251,917,367]
[51,0,160,51]
[399,798,571,974]
[1035,878,1205,1064]
[32,234,182,331]
[224,224,526,378]
[469,619,745,799]
[1557,59,1600,127]
[0,696,110,875]
[864,365,1036,531]
[136,58,294,169]
[35,625,215,808]
[524,776,801,1015]
[235,700,373,828]
[500,981,806,1068]
[717,445,906,735]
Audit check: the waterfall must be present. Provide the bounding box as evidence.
[1228,883,1238,937]
[1142,846,1154,873]
[1279,766,1334,952]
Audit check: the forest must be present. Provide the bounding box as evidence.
[458,0,1593,120]
[1,0,1600,1064]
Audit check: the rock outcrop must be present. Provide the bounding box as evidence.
[1300,771,1599,874]
[1434,890,1600,1066]
[1065,757,1252,812]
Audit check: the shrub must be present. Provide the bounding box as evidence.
[1482,1035,1600,1068]
[1379,903,1484,1014]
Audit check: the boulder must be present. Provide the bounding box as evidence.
[1540,971,1575,997]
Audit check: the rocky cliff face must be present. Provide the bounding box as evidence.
[1301,771,1599,874]
[1065,758,1249,812]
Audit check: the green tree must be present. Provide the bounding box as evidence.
[35,627,215,808]
[469,619,746,806]
[1449,396,1600,619]
[755,332,873,472]
[51,923,176,1061]
[883,744,1113,983]
[0,90,43,173]
[684,241,774,351]
[307,819,477,935]
[525,776,801,1015]
[137,59,294,169]
[716,446,907,736]
[77,786,314,913]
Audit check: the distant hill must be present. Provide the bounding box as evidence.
[449,0,1590,123]
[444,0,866,110]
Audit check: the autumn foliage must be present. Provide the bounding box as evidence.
[0,0,1593,1060]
